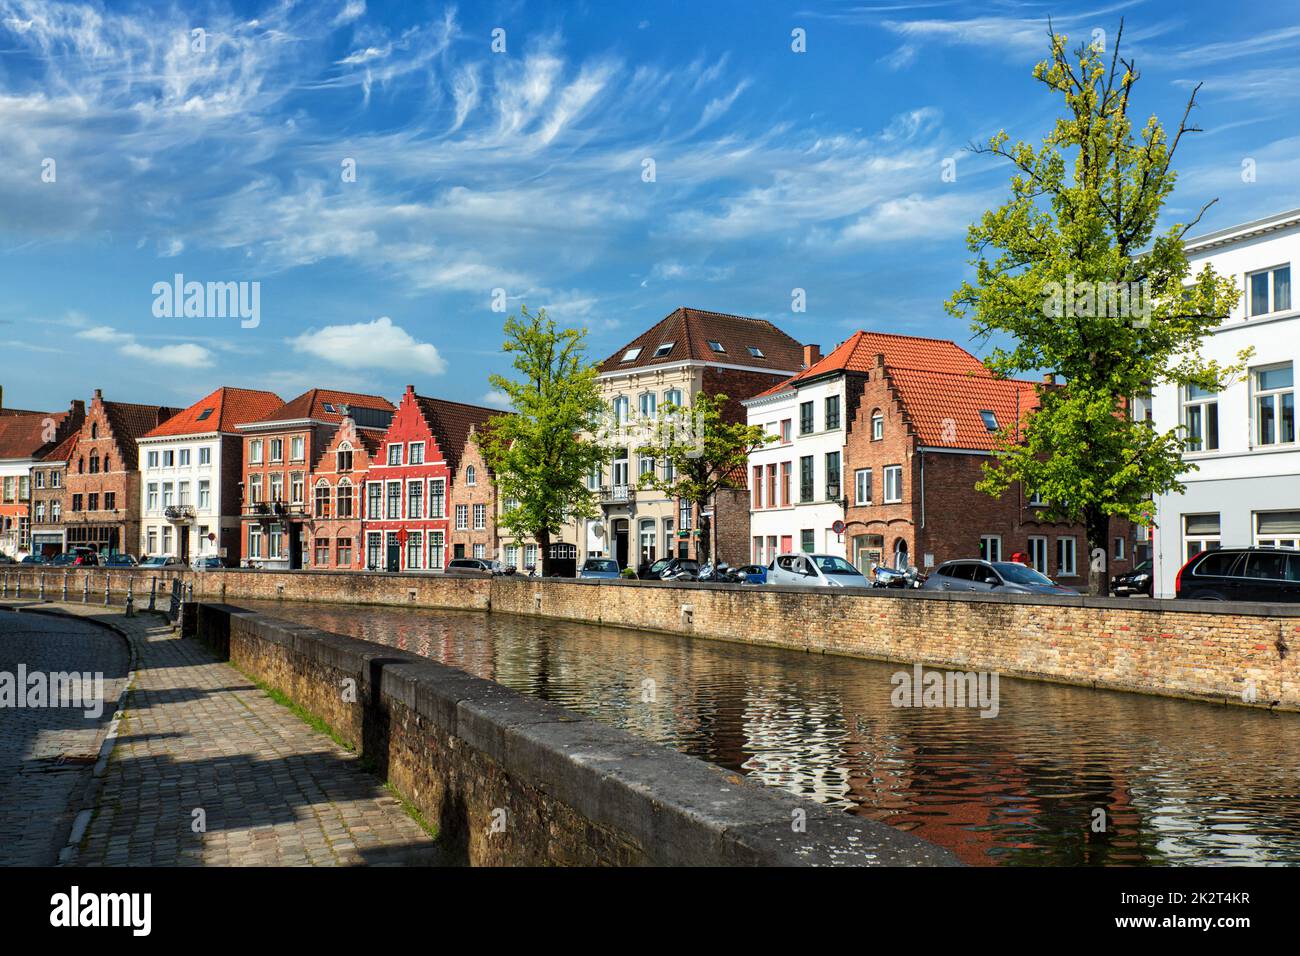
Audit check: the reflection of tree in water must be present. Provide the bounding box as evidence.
[245,599,1300,866]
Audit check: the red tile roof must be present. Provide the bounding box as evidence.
[600,307,804,373]
[142,387,285,439]
[245,388,394,427]
[414,396,506,474]
[42,432,79,463]
[0,413,58,460]
[101,401,182,470]
[885,367,1039,451]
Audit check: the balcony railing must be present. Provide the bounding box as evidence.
[164,505,195,521]
[242,501,307,520]
[598,484,636,504]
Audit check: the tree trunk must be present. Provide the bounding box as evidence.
[1085,507,1110,597]
[536,528,551,577]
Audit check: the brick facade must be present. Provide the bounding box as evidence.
[449,429,497,562]
[306,416,376,571]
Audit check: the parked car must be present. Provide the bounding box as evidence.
[139,556,185,569]
[1112,559,1153,597]
[0,553,15,565]
[1175,548,1300,602]
[923,559,1076,596]
[69,547,99,567]
[191,556,225,570]
[767,553,871,588]
[639,557,701,581]
[18,554,46,565]
[446,558,513,575]
[103,554,138,568]
[48,552,78,566]
[577,558,622,580]
[736,564,767,585]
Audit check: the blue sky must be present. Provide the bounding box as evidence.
[2,0,1298,412]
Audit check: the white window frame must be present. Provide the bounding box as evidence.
[855,468,872,506]
[1027,535,1048,573]
[883,465,902,503]
[1252,363,1295,447]
[1056,536,1077,577]
[979,535,1002,562]
[1247,263,1292,317]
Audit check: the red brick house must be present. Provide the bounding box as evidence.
[306,412,381,570]
[29,432,80,557]
[63,390,180,557]
[237,389,394,569]
[0,399,84,556]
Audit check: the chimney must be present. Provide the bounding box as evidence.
[92,388,102,402]
[802,344,821,368]
[405,384,415,397]
[1042,373,1056,385]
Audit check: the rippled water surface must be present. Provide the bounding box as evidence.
[243,599,1300,866]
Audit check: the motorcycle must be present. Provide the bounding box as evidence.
[697,562,743,584]
[871,564,927,589]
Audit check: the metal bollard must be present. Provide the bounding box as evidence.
[126,580,134,615]
[148,577,157,612]
[38,574,45,601]
[2,572,7,597]
[62,572,68,602]
[82,577,89,603]
[14,576,19,599]
[104,576,111,607]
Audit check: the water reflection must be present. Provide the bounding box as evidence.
[243,599,1300,866]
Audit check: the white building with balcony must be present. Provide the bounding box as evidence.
[137,387,282,563]
[1150,208,1300,596]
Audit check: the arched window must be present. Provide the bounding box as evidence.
[103,455,111,472]
[314,480,332,518]
[91,423,98,439]
[336,479,353,519]
[89,453,99,474]
[871,409,884,441]
[77,457,84,474]
[336,442,353,473]
[465,465,477,486]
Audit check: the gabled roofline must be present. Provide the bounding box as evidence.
[600,358,800,381]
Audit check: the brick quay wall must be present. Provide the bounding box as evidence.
[6,565,1297,711]
[194,603,957,866]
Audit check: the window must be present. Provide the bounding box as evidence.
[337,538,352,566]
[979,535,1002,562]
[753,466,763,509]
[336,480,353,518]
[269,526,283,559]
[162,483,175,508]
[51,501,59,521]
[1254,364,1295,446]
[337,446,353,472]
[799,456,814,502]
[291,472,304,505]
[825,396,840,430]
[147,529,157,554]
[979,410,998,431]
[71,494,82,512]
[639,392,656,418]
[34,502,44,521]
[780,419,792,443]
[269,473,283,503]
[1248,264,1291,316]
[613,395,629,425]
[249,439,263,464]
[408,481,423,519]
[799,401,814,434]
[1114,536,1126,561]
[1027,488,1046,507]
[679,497,692,531]
[1028,536,1048,573]
[800,529,815,553]
[473,543,486,559]
[291,436,305,461]
[429,532,445,569]
[315,482,332,518]
[653,342,674,358]
[366,533,381,570]
[33,470,43,490]
[1255,510,1300,550]
[410,442,425,465]
[198,480,210,510]
[387,444,402,466]
[430,479,445,517]
[89,453,99,474]
[855,468,872,505]
[505,544,519,568]
[179,449,191,467]
[51,471,59,489]
[663,389,683,408]
[199,446,211,466]
[249,474,262,504]
[147,451,159,468]
[367,483,382,519]
[871,411,884,441]
[883,465,903,503]
[456,504,469,530]
[748,346,765,358]
[386,481,402,519]
[1183,384,1219,452]
[825,451,841,500]
[621,347,642,362]
[407,531,423,570]
[88,493,98,511]
[269,438,283,462]
[465,465,477,486]
[161,525,172,553]
[197,407,214,421]
[767,463,777,510]
[1056,536,1077,577]
[473,503,487,530]
[315,538,330,567]
[780,461,791,506]
[147,483,159,511]
[707,340,725,353]
[178,481,190,506]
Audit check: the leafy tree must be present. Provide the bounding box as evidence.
[636,392,770,565]
[945,21,1248,594]
[477,306,607,576]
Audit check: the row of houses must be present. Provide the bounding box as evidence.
[3,208,1294,586]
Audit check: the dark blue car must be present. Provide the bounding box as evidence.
[737,564,767,585]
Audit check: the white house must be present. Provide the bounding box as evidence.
[137,387,282,563]
[1150,208,1300,596]
[743,344,849,563]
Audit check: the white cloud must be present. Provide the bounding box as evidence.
[78,325,212,368]
[289,316,447,374]
[481,390,511,409]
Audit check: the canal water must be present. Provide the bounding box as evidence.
[244,599,1300,866]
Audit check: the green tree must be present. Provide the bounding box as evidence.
[636,392,770,566]
[477,306,607,576]
[945,21,1248,594]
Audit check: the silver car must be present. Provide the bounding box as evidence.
[923,559,1076,595]
[766,553,871,588]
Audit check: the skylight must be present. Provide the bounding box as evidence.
[979,410,998,431]
[196,408,214,421]
[323,403,337,413]
[748,346,765,358]
[707,340,726,353]
[653,342,675,357]
[621,347,642,362]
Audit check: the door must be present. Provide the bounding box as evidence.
[386,532,400,572]
[614,519,629,570]
[178,526,190,563]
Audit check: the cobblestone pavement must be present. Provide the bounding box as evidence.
[0,608,129,865]
[0,601,446,866]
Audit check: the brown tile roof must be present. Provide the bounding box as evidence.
[246,388,394,427]
[413,396,505,474]
[0,413,59,460]
[756,329,990,397]
[599,307,804,373]
[101,401,182,470]
[42,432,79,463]
[885,367,1039,451]
[143,387,285,438]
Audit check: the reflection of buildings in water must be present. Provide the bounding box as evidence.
[737,688,853,808]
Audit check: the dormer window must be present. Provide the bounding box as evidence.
[621,348,642,362]
[747,346,765,358]
[707,340,725,353]
[196,408,214,421]
[979,410,999,431]
[653,342,675,358]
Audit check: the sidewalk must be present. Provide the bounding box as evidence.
[0,600,446,866]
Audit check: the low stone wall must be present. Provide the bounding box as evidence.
[195,603,957,867]
[8,565,1297,711]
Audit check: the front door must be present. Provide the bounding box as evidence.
[386,532,400,572]
[178,526,190,563]
[614,519,629,570]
